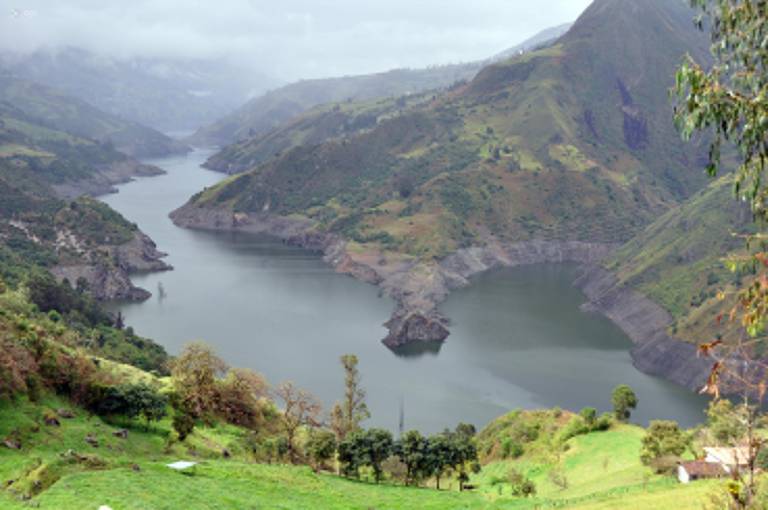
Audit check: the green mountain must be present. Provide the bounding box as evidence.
[202,90,440,175]
[188,63,482,147]
[0,73,174,300]
[189,25,572,148]
[182,0,709,253]
[0,72,188,158]
[605,176,751,345]
[0,156,171,301]
[0,79,174,198]
[174,0,715,348]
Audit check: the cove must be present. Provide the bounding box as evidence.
[103,149,709,433]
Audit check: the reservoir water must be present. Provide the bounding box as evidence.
[103,149,710,433]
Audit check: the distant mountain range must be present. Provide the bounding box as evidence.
[1,48,273,133]
[189,24,574,147]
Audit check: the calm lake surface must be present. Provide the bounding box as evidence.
[103,149,709,433]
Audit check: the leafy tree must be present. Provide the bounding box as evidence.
[275,381,322,464]
[640,420,690,474]
[611,385,638,422]
[426,433,452,490]
[338,434,361,478]
[361,428,395,483]
[338,428,394,483]
[674,2,768,505]
[306,429,337,472]
[331,354,370,441]
[395,430,431,485]
[445,426,479,491]
[216,368,268,429]
[170,342,228,423]
[707,399,748,445]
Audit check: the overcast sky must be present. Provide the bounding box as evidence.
[1,0,592,82]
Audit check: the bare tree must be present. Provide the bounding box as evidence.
[275,381,322,464]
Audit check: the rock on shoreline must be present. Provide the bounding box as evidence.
[53,160,166,200]
[52,229,172,302]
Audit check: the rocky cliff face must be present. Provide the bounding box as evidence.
[52,229,171,302]
[574,266,713,391]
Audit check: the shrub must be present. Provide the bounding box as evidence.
[501,437,524,459]
[172,410,196,442]
[306,430,337,471]
[640,420,690,473]
[508,468,536,497]
[579,407,597,427]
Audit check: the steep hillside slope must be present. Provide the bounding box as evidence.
[0,159,170,301]
[174,0,711,350]
[571,177,752,392]
[202,90,441,175]
[0,72,188,158]
[0,89,168,198]
[189,63,482,147]
[189,24,573,148]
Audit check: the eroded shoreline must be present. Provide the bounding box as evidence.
[169,203,718,392]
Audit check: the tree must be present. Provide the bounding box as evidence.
[707,399,748,445]
[361,428,395,484]
[275,381,321,464]
[216,368,268,429]
[170,342,228,423]
[330,354,370,441]
[306,429,337,472]
[426,433,452,490]
[640,420,690,474]
[444,425,479,492]
[611,385,638,422]
[674,2,768,505]
[114,311,124,330]
[396,430,431,485]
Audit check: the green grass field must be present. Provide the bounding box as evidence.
[0,397,726,509]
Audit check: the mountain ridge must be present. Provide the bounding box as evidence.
[173,0,714,360]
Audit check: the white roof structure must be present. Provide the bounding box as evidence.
[166,461,198,470]
[704,447,750,467]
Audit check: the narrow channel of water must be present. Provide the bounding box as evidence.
[102,149,709,433]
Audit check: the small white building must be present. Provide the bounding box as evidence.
[678,461,726,484]
[703,447,750,474]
